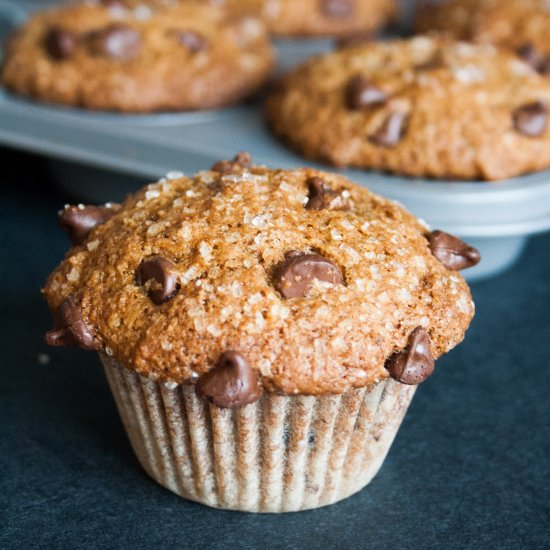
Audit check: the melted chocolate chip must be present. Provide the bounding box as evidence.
[44,27,76,61]
[516,43,539,68]
[513,101,548,137]
[274,252,343,299]
[45,296,97,350]
[385,327,434,385]
[321,0,354,18]
[211,152,252,174]
[370,111,408,147]
[427,230,481,271]
[195,351,263,408]
[346,75,387,110]
[59,205,116,246]
[136,256,179,305]
[87,24,141,60]
[173,30,208,53]
[305,177,326,210]
[515,43,550,76]
[305,177,350,211]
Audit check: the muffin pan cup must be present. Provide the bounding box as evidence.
[102,356,416,513]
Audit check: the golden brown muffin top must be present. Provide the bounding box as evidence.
[266,36,550,180]
[43,157,476,397]
[1,1,273,112]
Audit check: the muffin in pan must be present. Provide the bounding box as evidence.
[266,35,550,181]
[417,0,550,76]
[43,154,478,512]
[0,2,274,112]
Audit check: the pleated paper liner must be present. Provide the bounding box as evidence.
[102,355,416,513]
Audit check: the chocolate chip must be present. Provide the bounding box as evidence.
[516,42,539,68]
[427,230,481,271]
[306,177,326,209]
[346,75,387,110]
[45,296,97,350]
[87,24,141,60]
[136,256,179,305]
[274,251,343,299]
[305,177,350,211]
[173,30,208,53]
[321,0,354,18]
[59,205,116,246]
[513,101,548,137]
[211,152,252,174]
[195,351,263,408]
[385,327,434,385]
[370,111,408,147]
[44,27,76,61]
[515,43,550,76]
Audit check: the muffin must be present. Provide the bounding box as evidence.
[43,154,479,512]
[266,35,550,180]
[0,2,274,112]
[417,0,550,75]
[193,0,397,38]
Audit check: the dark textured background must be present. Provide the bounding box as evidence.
[1,146,549,550]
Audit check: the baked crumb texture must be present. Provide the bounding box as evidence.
[0,2,274,112]
[43,158,476,397]
[266,36,550,180]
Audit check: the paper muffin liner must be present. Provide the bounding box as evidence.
[101,355,416,513]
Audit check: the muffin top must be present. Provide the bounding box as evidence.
[266,35,550,180]
[0,1,273,112]
[43,156,477,400]
[417,0,550,73]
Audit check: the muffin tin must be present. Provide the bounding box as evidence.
[1,0,550,280]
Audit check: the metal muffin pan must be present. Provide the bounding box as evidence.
[1,1,550,281]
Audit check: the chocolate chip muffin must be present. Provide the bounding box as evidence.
[417,0,550,76]
[43,154,478,512]
[266,36,550,181]
[0,2,274,112]
[197,0,397,38]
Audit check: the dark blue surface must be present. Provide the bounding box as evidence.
[1,147,549,550]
